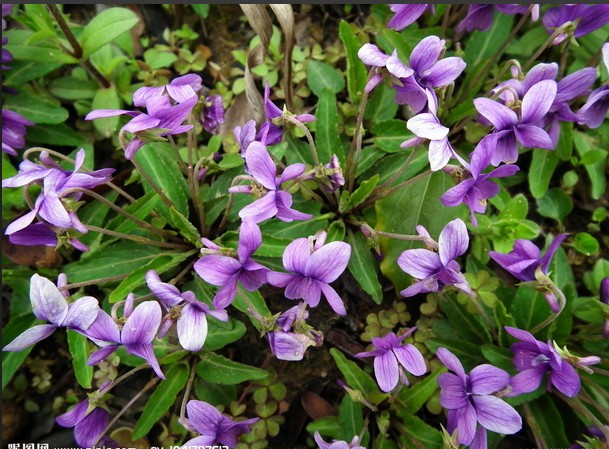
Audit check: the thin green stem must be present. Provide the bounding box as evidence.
[376,146,419,192]
[218,175,254,232]
[523,403,548,449]
[374,230,429,242]
[61,273,130,291]
[560,394,609,442]
[130,157,175,209]
[359,169,433,209]
[282,114,320,166]
[530,285,565,334]
[85,224,191,250]
[180,364,197,421]
[346,71,373,192]
[523,22,573,71]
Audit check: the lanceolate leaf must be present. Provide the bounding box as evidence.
[338,20,367,105]
[205,319,247,351]
[330,348,380,398]
[307,61,345,97]
[315,89,345,164]
[393,367,446,416]
[79,7,140,58]
[67,330,93,389]
[132,362,190,439]
[91,85,121,138]
[347,230,383,304]
[196,352,267,384]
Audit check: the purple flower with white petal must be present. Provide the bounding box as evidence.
[85,299,165,379]
[202,94,225,134]
[86,94,197,159]
[441,138,519,226]
[132,74,202,106]
[474,79,557,165]
[386,4,434,31]
[8,222,90,252]
[267,231,351,315]
[2,109,35,156]
[321,154,345,193]
[194,220,269,309]
[267,302,323,361]
[145,270,228,352]
[180,400,258,448]
[229,141,313,223]
[3,148,114,237]
[261,82,315,145]
[56,398,111,448]
[403,90,465,171]
[505,326,584,397]
[3,274,100,352]
[355,329,426,392]
[543,5,609,45]
[437,347,522,448]
[393,36,466,114]
[234,120,258,154]
[357,43,413,93]
[397,218,473,297]
[313,432,366,449]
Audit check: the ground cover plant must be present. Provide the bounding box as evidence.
[2,4,609,449]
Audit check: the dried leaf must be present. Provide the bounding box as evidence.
[269,4,295,109]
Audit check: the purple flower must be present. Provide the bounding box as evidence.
[85,94,197,159]
[437,347,522,448]
[3,274,100,352]
[2,109,35,156]
[262,82,314,145]
[397,218,472,297]
[234,120,257,154]
[194,220,269,309]
[85,299,165,379]
[267,303,323,361]
[145,270,229,351]
[576,85,609,129]
[313,432,366,449]
[267,231,351,316]
[180,400,258,448]
[357,43,413,93]
[474,80,557,165]
[601,278,609,338]
[543,5,609,45]
[321,154,345,193]
[229,141,313,223]
[56,398,110,448]
[132,74,202,106]
[2,4,14,70]
[394,36,466,114]
[8,222,89,252]
[355,329,426,392]
[3,149,114,236]
[386,4,434,31]
[441,138,519,226]
[457,5,540,33]
[505,326,583,397]
[202,94,225,134]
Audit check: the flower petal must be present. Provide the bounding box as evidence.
[194,255,241,286]
[238,192,279,223]
[474,98,518,130]
[2,324,56,352]
[438,373,468,409]
[407,113,448,140]
[238,220,262,261]
[319,282,347,316]
[514,124,554,149]
[177,304,208,352]
[63,296,100,330]
[374,350,399,392]
[357,43,389,67]
[126,343,165,379]
[423,57,466,88]
[397,249,442,279]
[438,218,468,266]
[56,400,88,428]
[509,368,545,395]
[393,344,426,376]
[521,80,557,124]
[410,35,444,73]
[30,274,69,325]
[186,400,223,435]
[305,241,351,283]
[282,238,310,273]
[548,360,580,397]
[469,364,510,394]
[245,141,277,190]
[74,408,109,448]
[453,402,478,445]
[145,270,183,309]
[436,347,466,379]
[472,395,522,435]
[121,301,161,346]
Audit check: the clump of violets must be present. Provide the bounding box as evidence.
[267,231,351,316]
[505,326,600,398]
[3,274,100,352]
[194,220,269,309]
[314,432,366,449]
[355,329,426,392]
[145,270,229,351]
[437,347,522,448]
[397,218,472,297]
[180,400,259,448]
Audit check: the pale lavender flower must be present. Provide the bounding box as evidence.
[386,4,434,31]
[437,347,522,448]
[132,74,202,106]
[267,231,351,316]
[321,154,345,193]
[357,43,413,93]
[3,149,114,236]
[505,326,584,397]
[397,218,472,297]
[543,5,609,45]
[262,82,314,145]
[601,278,609,338]
[2,109,35,156]
[86,94,197,159]
[2,4,13,70]
[86,299,165,379]
[234,120,257,154]
[354,329,426,392]
[457,4,540,33]
[441,138,519,226]
[194,220,269,309]
[180,400,259,448]
[3,274,99,352]
[56,398,111,448]
[474,79,557,165]
[202,94,225,134]
[576,85,609,129]
[267,303,323,361]
[314,432,366,449]
[229,141,313,223]
[145,270,228,351]
[8,222,89,252]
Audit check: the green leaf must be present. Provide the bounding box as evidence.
[497,194,529,220]
[510,287,550,334]
[216,231,290,258]
[574,130,607,200]
[526,395,570,449]
[108,251,194,303]
[3,60,62,88]
[4,41,77,64]
[3,89,68,124]
[64,241,161,284]
[393,367,446,415]
[329,348,381,398]
[79,7,140,58]
[347,230,383,304]
[338,20,367,104]
[231,288,273,331]
[205,318,247,351]
[315,89,345,164]
[426,339,483,371]
[371,119,412,153]
[91,85,121,137]
[536,188,573,223]
[196,352,267,384]
[27,123,88,147]
[480,344,514,372]
[307,61,345,97]
[338,395,365,442]
[67,330,93,389]
[555,121,573,161]
[348,174,380,210]
[49,76,98,100]
[192,4,210,18]
[132,362,189,439]
[399,414,442,449]
[134,143,190,222]
[194,379,237,406]
[529,149,559,199]
[306,416,342,439]
[2,315,37,390]
[169,206,202,247]
[106,191,160,236]
[440,296,492,344]
[365,84,398,122]
[326,220,346,243]
[573,232,599,256]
